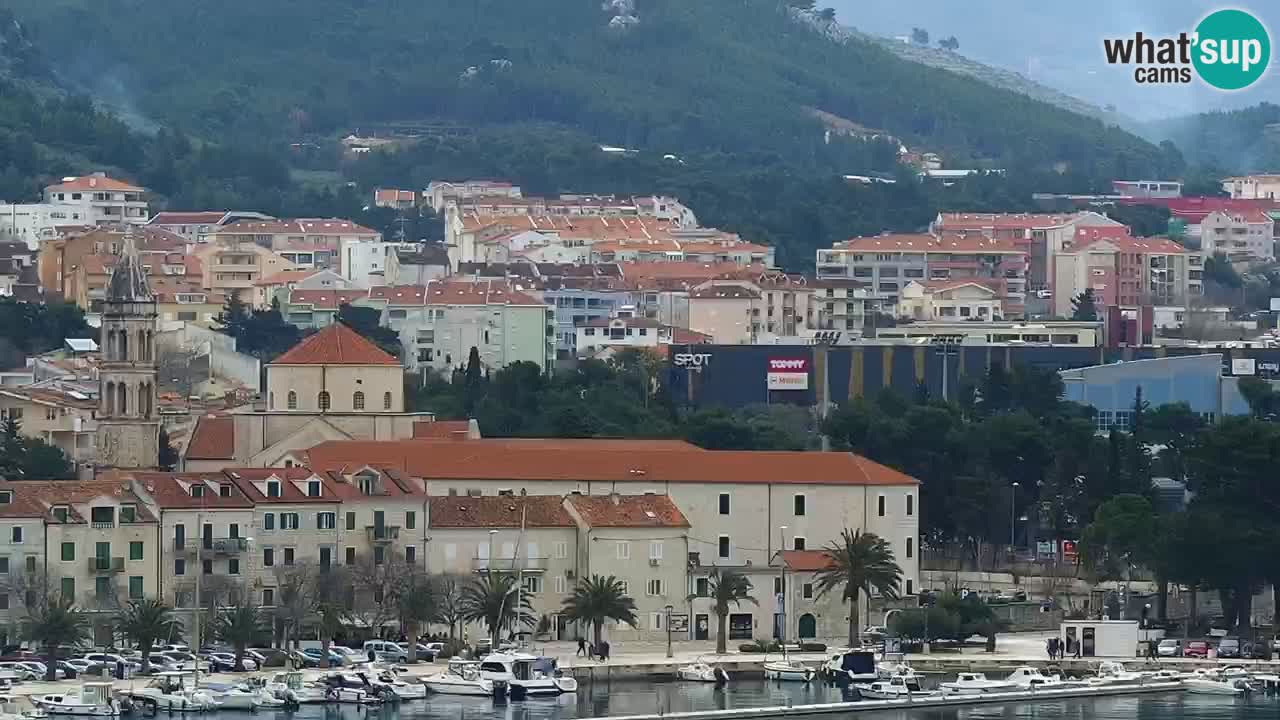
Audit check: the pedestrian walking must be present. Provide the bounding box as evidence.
[1074,640,1082,659]
[576,637,587,657]
[1046,638,1054,661]
[602,640,611,662]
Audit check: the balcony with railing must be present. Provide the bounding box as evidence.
[173,537,248,555]
[366,526,401,543]
[87,556,124,574]
[472,556,549,573]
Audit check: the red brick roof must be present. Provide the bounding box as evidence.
[301,439,917,486]
[836,233,1024,254]
[46,175,144,192]
[412,420,475,439]
[126,471,255,509]
[566,493,689,528]
[149,212,226,226]
[186,416,234,460]
[270,322,400,366]
[689,284,760,300]
[428,495,574,528]
[776,549,836,572]
[936,212,1078,230]
[222,467,338,503]
[286,289,369,310]
[0,480,156,522]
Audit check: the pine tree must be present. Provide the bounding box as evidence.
[1071,289,1099,321]
[215,293,249,340]
[158,427,179,471]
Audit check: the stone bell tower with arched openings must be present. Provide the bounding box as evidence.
[97,227,159,470]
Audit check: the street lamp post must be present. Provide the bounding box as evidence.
[1009,482,1019,551]
[665,604,674,659]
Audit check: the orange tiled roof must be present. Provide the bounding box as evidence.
[301,439,918,486]
[424,280,544,307]
[566,493,689,528]
[125,471,256,509]
[0,480,156,522]
[777,549,836,571]
[255,269,324,287]
[412,420,474,439]
[936,212,1079,230]
[149,212,227,226]
[427,495,574,528]
[286,289,368,309]
[186,416,234,460]
[217,218,379,236]
[689,284,760,300]
[46,175,144,192]
[369,285,428,305]
[270,322,400,366]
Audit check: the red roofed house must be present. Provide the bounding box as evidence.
[43,173,149,225]
[0,479,160,642]
[183,323,441,471]
[1053,231,1195,317]
[210,219,381,272]
[373,189,418,210]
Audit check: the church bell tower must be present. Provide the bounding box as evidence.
[97,228,160,470]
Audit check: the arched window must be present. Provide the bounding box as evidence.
[268,393,275,410]
[352,391,365,410]
[117,382,128,415]
[119,331,129,362]
[318,391,331,411]
[105,381,115,415]
[106,330,116,360]
[287,391,297,410]
[383,392,392,410]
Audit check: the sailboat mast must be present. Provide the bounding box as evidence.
[779,525,787,661]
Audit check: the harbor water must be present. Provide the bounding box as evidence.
[185,679,1280,720]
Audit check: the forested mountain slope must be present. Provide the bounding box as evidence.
[4,0,1178,183]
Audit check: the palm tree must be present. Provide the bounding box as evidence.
[24,596,88,680]
[561,575,638,647]
[393,570,439,662]
[115,599,182,674]
[706,569,756,654]
[813,529,903,647]
[212,605,262,672]
[459,573,533,649]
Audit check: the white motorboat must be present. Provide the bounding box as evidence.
[264,672,328,705]
[478,653,577,696]
[939,672,1017,695]
[676,660,729,684]
[763,660,814,683]
[1005,666,1089,690]
[1184,677,1247,695]
[31,683,121,716]
[0,693,47,720]
[125,673,220,712]
[201,684,286,711]
[1088,661,1145,687]
[374,671,426,700]
[824,649,878,683]
[857,675,934,700]
[422,661,494,696]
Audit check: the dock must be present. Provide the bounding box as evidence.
[578,682,1186,720]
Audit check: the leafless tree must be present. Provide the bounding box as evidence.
[2,566,53,617]
[272,563,317,650]
[347,556,403,635]
[433,574,467,640]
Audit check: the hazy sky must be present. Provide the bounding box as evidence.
[826,0,1280,119]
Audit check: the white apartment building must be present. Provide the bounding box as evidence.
[382,281,555,374]
[339,239,421,288]
[817,233,1029,318]
[43,174,149,226]
[425,180,522,213]
[0,386,98,471]
[897,280,1004,321]
[1198,208,1274,262]
[1222,174,1280,200]
[0,203,83,249]
[210,219,381,272]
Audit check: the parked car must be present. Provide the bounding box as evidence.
[363,640,408,663]
[1184,640,1210,658]
[1157,638,1180,657]
[413,643,438,661]
[247,648,289,668]
[0,661,41,680]
[993,589,1028,603]
[1217,637,1242,658]
[82,653,141,673]
[207,653,257,672]
[300,648,342,668]
[330,646,364,665]
[287,650,320,668]
[1036,289,1052,299]
[1242,642,1270,659]
[158,644,190,654]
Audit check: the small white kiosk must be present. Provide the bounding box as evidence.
[1059,619,1141,658]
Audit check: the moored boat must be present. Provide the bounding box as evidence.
[763,660,814,683]
[676,660,728,684]
[939,672,1017,695]
[30,684,120,717]
[422,660,494,696]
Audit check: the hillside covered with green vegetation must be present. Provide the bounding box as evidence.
[0,0,1190,268]
[8,0,1178,180]
[1142,102,1280,176]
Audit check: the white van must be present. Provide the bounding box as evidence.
[361,640,407,663]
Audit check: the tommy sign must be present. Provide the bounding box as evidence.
[766,358,809,391]
[673,352,712,372]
